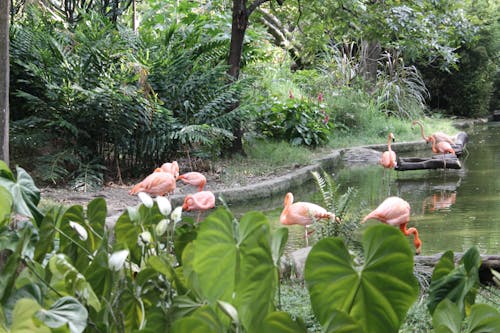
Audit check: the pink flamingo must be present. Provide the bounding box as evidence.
[428,136,455,169]
[182,191,216,221]
[129,168,176,197]
[412,120,455,145]
[178,172,207,191]
[380,132,397,169]
[362,196,422,254]
[280,192,334,246]
[160,161,180,179]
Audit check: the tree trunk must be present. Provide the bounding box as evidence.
[227,1,248,154]
[0,0,10,165]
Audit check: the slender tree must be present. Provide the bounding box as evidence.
[0,0,9,165]
[228,0,283,154]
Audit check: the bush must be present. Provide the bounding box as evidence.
[255,94,331,147]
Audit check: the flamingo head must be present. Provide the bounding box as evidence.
[389,132,395,142]
[182,195,193,210]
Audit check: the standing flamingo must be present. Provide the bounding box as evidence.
[280,192,334,246]
[428,136,455,169]
[129,168,176,197]
[182,190,216,221]
[412,120,455,144]
[380,132,397,169]
[160,161,180,179]
[178,172,206,191]
[362,196,422,254]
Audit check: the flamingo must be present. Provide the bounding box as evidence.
[412,120,455,145]
[160,161,180,179]
[280,192,335,247]
[428,136,455,169]
[178,172,206,192]
[182,190,216,221]
[129,168,176,197]
[380,132,397,169]
[362,196,422,255]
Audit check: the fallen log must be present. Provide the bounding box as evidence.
[281,247,500,285]
[395,156,461,171]
[414,253,500,285]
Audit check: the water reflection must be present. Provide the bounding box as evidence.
[422,191,457,213]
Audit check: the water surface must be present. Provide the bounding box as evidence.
[261,123,500,255]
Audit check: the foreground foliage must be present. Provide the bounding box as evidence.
[1,163,500,332]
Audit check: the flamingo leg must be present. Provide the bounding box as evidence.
[399,223,422,255]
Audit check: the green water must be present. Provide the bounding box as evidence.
[260,123,500,255]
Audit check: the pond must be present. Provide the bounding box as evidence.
[254,122,500,255]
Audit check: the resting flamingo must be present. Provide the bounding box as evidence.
[182,190,216,221]
[362,196,422,255]
[129,168,176,197]
[160,161,180,179]
[178,172,206,192]
[428,136,455,169]
[280,192,335,246]
[412,120,455,144]
[380,132,397,169]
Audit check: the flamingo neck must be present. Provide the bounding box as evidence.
[415,121,429,141]
[387,135,393,152]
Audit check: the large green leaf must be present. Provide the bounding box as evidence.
[35,296,88,333]
[0,227,33,303]
[171,306,224,333]
[432,300,500,333]
[427,247,481,315]
[432,299,463,333]
[466,304,500,333]
[8,298,50,333]
[34,205,67,262]
[86,197,106,238]
[183,208,279,331]
[260,312,307,333]
[0,165,42,225]
[305,224,418,333]
[323,310,364,333]
[48,254,101,312]
[0,186,13,226]
[114,208,143,264]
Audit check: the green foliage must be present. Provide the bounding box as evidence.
[311,170,360,244]
[305,224,419,333]
[374,51,430,119]
[427,248,481,316]
[255,94,330,147]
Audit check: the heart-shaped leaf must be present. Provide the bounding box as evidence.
[35,296,88,333]
[182,208,278,331]
[0,165,42,225]
[305,224,418,333]
[428,247,481,315]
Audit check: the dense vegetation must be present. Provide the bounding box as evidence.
[0,162,499,332]
[1,3,500,330]
[3,0,498,188]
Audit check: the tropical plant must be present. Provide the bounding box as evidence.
[305,224,419,333]
[374,51,429,119]
[428,247,500,333]
[311,170,360,244]
[255,93,330,147]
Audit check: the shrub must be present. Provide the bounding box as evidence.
[255,94,331,147]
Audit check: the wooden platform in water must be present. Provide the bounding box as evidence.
[395,132,467,171]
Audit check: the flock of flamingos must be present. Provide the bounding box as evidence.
[128,120,458,255]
